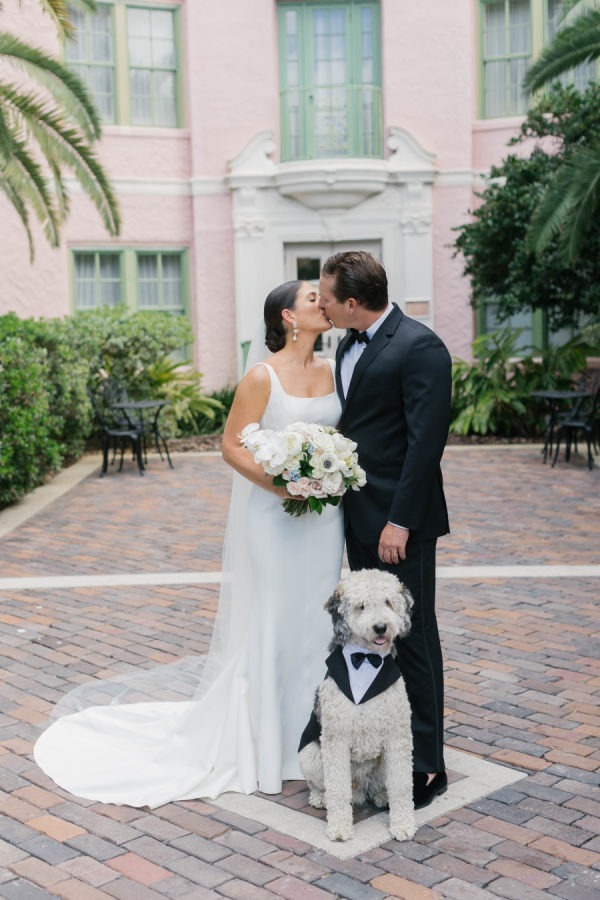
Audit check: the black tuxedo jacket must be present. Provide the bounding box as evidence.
[298,646,403,751]
[336,304,451,544]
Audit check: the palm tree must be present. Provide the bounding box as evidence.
[0,0,120,258]
[523,0,600,262]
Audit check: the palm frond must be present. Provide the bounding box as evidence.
[527,143,600,261]
[35,0,97,42]
[0,80,120,236]
[559,0,599,26]
[0,32,100,140]
[524,9,600,92]
[8,143,62,245]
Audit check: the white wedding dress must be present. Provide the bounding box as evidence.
[34,362,344,807]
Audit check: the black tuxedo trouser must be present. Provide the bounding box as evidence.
[346,526,445,774]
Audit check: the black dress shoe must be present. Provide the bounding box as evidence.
[413,771,448,809]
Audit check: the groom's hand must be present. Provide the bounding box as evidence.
[378,523,409,564]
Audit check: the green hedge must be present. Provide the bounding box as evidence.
[0,308,213,510]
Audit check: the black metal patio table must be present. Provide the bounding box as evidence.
[112,399,174,469]
[530,389,592,464]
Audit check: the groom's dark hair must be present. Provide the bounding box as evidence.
[322,251,388,311]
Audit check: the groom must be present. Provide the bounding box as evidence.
[319,251,452,809]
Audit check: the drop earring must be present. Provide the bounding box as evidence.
[292,321,298,342]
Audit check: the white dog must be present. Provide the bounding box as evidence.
[298,569,416,842]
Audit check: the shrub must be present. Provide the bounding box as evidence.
[0,335,61,508]
[63,307,193,387]
[451,329,590,436]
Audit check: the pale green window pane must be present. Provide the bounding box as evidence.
[100,283,121,306]
[66,11,86,61]
[485,303,533,350]
[509,57,528,112]
[331,9,345,32]
[138,255,158,280]
[484,60,508,117]
[361,7,373,29]
[509,0,530,54]
[313,10,327,35]
[152,10,174,41]
[332,35,345,60]
[485,2,506,57]
[129,35,152,66]
[285,9,297,37]
[130,68,152,123]
[331,60,346,85]
[154,71,176,126]
[162,255,183,309]
[314,86,349,156]
[99,254,120,278]
[287,61,299,85]
[287,34,298,58]
[154,37,175,68]
[128,7,151,38]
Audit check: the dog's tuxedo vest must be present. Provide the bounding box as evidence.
[298,646,403,752]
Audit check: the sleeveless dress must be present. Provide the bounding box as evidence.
[33,362,344,807]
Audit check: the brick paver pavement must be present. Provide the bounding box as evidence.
[1,446,598,898]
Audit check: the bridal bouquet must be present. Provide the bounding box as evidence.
[240,421,366,517]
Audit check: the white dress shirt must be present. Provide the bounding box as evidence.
[340,303,394,397]
[342,644,389,703]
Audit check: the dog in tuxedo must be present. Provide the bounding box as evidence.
[298,569,416,842]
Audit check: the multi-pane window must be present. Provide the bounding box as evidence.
[74,252,122,309]
[546,0,596,92]
[66,2,180,127]
[73,250,185,313]
[481,1,599,118]
[65,4,116,122]
[137,253,184,312]
[127,8,178,126]
[278,1,382,161]
[481,0,532,118]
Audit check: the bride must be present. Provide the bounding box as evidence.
[33,280,345,807]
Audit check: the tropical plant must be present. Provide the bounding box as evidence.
[142,357,224,437]
[523,0,600,262]
[0,0,120,257]
[454,83,600,331]
[450,328,590,437]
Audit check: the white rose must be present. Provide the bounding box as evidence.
[321,470,344,495]
[311,430,335,452]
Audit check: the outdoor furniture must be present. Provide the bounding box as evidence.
[530,389,592,464]
[88,388,144,477]
[112,399,174,469]
[551,389,600,471]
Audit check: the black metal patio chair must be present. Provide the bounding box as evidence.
[88,386,145,476]
[551,388,600,471]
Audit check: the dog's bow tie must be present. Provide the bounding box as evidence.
[347,329,370,346]
[350,651,383,670]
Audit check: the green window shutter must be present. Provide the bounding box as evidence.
[278,1,382,161]
[480,0,532,118]
[65,3,117,123]
[73,251,122,310]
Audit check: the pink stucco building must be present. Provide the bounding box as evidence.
[0,1,587,388]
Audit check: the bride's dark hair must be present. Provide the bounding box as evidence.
[264,280,301,352]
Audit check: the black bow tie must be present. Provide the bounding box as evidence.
[351,651,383,670]
[347,329,370,346]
